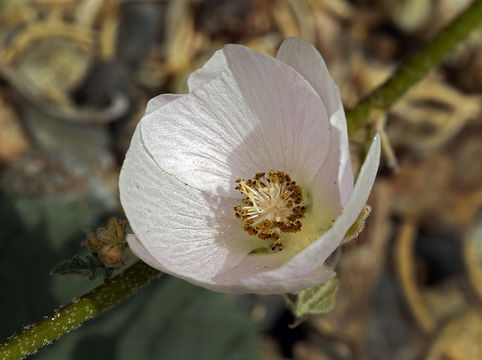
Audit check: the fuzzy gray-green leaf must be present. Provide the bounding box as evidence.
[342,205,371,244]
[50,254,106,281]
[285,278,339,322]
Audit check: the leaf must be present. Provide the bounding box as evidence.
[342,205,371,244]
[285,278,339,325]
[116,277,260,360]
[50,255,108,281]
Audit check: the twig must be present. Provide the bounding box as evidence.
[0,262,161,360]
[346,0,482,135]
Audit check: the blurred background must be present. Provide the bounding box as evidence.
[0,0,481,359]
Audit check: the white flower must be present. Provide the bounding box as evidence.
[119,38,381,294]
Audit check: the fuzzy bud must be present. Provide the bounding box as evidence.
[83,217,129,269]
[98,245,126,269]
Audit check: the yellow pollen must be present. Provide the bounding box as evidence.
[233,170,306,251]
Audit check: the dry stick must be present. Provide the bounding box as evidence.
[1,1,482,359]
[346,0,482,135]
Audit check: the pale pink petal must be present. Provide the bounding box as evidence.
[128,221,335,294]
[126,234,168,271]
[145,93,183,114]
[208,266,336,295]
[140,44,332,198]
[277,38,354,207]
[187,49,228,89]
[277,38,340,117]
[119,126,263,281]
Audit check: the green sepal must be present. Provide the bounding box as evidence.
[342,205,371,245]
[284,278,339,326]
[50,254,113,281]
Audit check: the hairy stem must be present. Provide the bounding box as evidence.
[0,262,161,360]
[346,0,482,134]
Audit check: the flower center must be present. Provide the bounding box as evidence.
[234,170,306,250]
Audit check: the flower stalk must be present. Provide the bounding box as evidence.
[1,1,481,358]
[346,0,482,135]
[0,262,161,360]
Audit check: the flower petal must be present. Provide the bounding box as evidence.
[120,126,263,281]
[127,234,168,271]
[140,44,332,198]
[231,134,381,287]
[186,262,336,294]
[218,266,336,295]
[276,38,340,118]
[145,93,183,115]
[277,38,354,207]
[187,49,228,90]
[128,227,335,295]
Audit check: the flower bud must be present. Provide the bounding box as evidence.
[83,229,103,253]
[83,217,129,269]
[98,245,125,269]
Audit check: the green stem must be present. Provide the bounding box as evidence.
[346,0,482,135]
[0,262,161,360]
[1,2,482,359]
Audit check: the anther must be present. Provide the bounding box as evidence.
[233,170,306,249]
